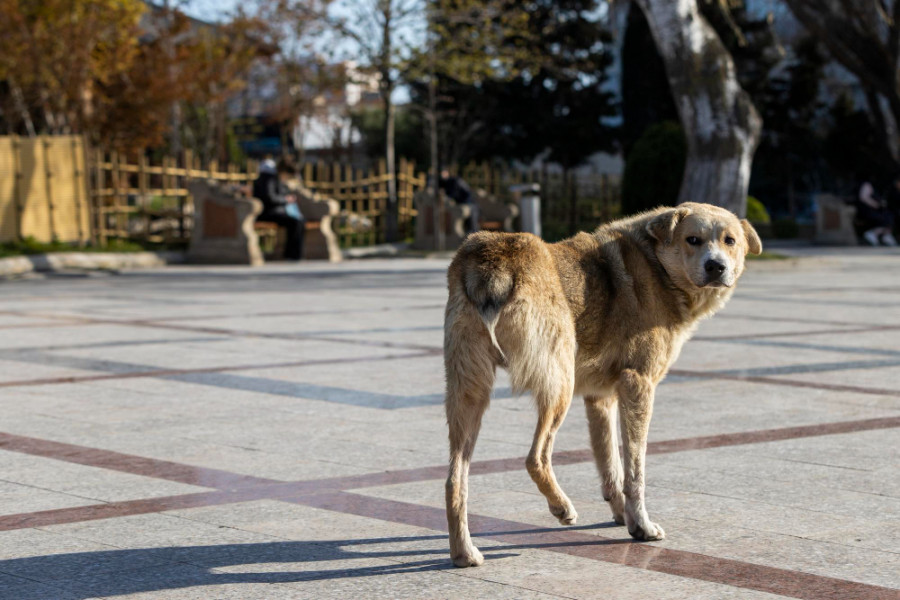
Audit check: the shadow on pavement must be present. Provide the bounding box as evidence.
[0,533,524,598]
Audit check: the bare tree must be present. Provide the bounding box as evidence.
[783,0,900,165]
[634,0,762,216]
[323,0,424,242]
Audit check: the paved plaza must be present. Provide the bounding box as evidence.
[0,251,898,599]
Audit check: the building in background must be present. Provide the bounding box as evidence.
[227,59,380,163]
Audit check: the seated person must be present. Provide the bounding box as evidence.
[253,159,306,260]
[439,169,479,235]
[856,180,897,246]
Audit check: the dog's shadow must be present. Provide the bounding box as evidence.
[2,523,624,598]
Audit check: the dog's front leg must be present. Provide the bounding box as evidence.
[585,395,626,525]
[616,370,665,541]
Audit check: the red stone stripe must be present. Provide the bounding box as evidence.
[0,321,90,330]
[0,432,278,489]
[715,313,887,328]
[0,351,434,389]
[145,304,447,323]
[0,491,245,531]
[643,415,900,453]
[2,309,445,353]
[3,416,899,507]
[693,323,900,342]
[0,415,898,599]
[670,369,900,397]
[311,415,900,492]
[295,491,900,600]
[2,481,895,597]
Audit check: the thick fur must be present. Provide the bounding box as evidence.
[443,203,761,567]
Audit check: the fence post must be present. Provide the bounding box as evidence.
[138,153,149,242]
[96,149,107,246]
[398,158,407,239]
[71,137,86,246]
[42,136,57,242]
[11,135,23,241]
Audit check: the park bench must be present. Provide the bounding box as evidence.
[814,193,857,245]
[187,179,264,266]
[252,181,342,262]
[475,190,519,232]
[412,190,472,250]
[413,189,521,250]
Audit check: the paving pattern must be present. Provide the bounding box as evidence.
[0,252,898,599]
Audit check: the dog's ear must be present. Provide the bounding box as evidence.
[646,207,691,244]
[740,219,763,255]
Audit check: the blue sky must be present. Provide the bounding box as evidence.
[182,0,421,102]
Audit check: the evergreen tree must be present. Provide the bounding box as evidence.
[749,36,828,215]
[620,2,678,158]
[415,0,619,171]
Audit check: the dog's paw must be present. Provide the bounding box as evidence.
[628,520,665,541]
[452,547,484,568]
[550,503,578,526]
[612,510,626,525]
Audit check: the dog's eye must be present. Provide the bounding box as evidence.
[686,236,701,245]
[724,236,736,246]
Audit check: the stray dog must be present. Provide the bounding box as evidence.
[443,203,761,567]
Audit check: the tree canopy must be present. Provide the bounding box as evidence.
[411,0,618,170]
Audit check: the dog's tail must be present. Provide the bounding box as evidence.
[463,263,514,361]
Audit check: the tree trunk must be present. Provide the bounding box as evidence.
[566,168,578,235]
[865,88,900,167]
[427,7,444,252]
[635,0,761,217]
[9,78,36,137]
[163,0,182,157]
[383,92,399,242]
[381,4,399,243]
[429,77,444,251]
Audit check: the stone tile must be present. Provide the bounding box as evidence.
[0,479,95,515]
[38,512,278,551]
[0,450,212,504]
[2,255,900,599]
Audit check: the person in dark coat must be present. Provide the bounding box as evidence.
[439,169,479,235]
[253,159,306,260]
[856,179,896,246]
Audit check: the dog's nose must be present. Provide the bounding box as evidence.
[704,260,726,276]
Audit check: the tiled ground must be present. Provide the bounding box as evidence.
[0,251,899,599]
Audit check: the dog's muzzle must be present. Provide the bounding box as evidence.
[703,259,730,287]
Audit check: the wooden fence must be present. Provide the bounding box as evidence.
[89,152,424,248]
[457,162,621,241]
[89,149,256,246]
[0,134,619,251]
[301,158,424,246]
[0,135,90,244]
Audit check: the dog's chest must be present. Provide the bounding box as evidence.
[572,325,691,394]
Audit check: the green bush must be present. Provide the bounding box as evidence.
[0,237,151,258]
[772,218,799,239]
[746,196,771,224]
[622,121,687,215]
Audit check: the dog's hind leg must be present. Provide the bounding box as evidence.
[527,378,577,526]
[585,395,626,525]
[444,318,494,568]
[617,370,665,541]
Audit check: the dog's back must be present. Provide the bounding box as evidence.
[446,231,577,396]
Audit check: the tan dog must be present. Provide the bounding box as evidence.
[443,203,762,567]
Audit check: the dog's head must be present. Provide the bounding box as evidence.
[646,202,762,290]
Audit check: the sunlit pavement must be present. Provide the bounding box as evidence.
[0,252,898,599]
